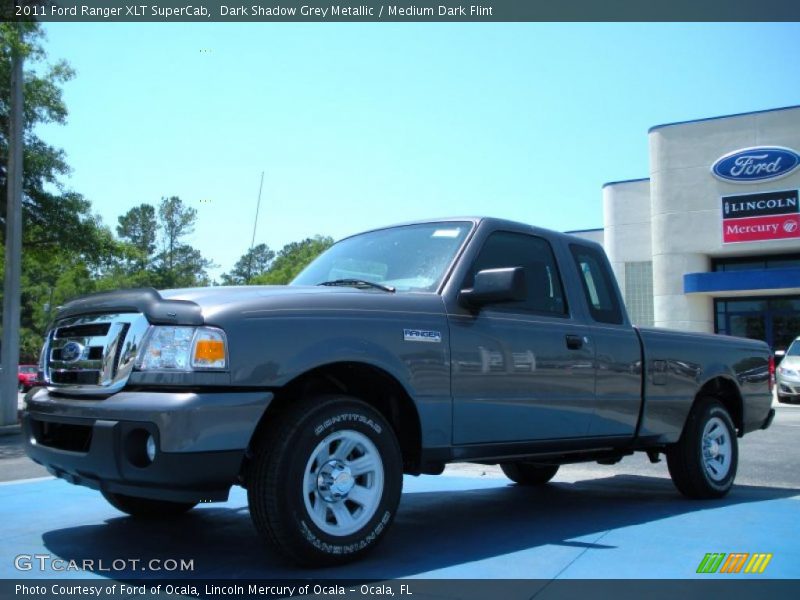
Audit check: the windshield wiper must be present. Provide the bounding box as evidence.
[318,279,396,293]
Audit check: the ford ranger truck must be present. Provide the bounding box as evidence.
[23,218,775,566]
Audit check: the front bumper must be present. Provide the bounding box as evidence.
[777,375,800,398]
[23,388,272,503]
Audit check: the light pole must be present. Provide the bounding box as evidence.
[1,28,25,426]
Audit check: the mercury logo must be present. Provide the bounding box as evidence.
[784,220,799,233]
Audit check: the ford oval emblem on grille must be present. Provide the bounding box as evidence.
[711,146,800,183]
[61,341,84,362]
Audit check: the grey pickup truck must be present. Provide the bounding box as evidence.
[24,217,775,565]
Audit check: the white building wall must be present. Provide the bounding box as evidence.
[602,179,652,300]
[566,228,604,247]
[649,107,800,332]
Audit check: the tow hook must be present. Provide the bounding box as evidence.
[646,449,661,464]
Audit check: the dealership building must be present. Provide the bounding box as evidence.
[569,105,800,351]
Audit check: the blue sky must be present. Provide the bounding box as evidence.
[39,23,800,279]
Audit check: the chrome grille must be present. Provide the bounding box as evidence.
[43,313,150,396]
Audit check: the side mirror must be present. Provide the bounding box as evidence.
[459,267,526,308]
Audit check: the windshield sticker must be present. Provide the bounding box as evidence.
[431,228,461,238]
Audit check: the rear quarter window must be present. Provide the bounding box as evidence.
[569,243,624,325]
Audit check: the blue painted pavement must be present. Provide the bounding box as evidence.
[0,473,798,579]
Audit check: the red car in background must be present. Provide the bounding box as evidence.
[18,365,41,392]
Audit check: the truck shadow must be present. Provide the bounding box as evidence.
[41,474,799,579]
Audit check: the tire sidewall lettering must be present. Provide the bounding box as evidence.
[314,413,383,437]
[298,510,392,555]
[284,401,400,559]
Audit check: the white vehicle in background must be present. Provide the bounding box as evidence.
[777,338,800,403]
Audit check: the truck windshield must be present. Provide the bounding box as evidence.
[292,222,472,292]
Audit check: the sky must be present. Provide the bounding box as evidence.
[38,22,800,279]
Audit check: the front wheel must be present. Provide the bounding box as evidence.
[666,397,738,499]
[102,491,197,517]
[500,462,559,485]
[247,395,403,566]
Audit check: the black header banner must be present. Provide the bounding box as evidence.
[722,190,800,220]
[4,0,800,22]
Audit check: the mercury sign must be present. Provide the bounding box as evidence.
[722,190,800,243]
[712,147,800,183]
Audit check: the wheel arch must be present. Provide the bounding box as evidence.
[245,361,423,476]
[690,375,744,435]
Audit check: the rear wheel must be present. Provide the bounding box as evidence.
[102,491,197,517]
[666,397,738,499]
[247,395,403,566]
[500,462,559,485]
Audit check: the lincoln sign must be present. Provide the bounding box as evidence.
[722,190,800,243]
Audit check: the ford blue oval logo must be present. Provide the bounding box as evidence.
[61,341,84,362]
[712,146,800,183]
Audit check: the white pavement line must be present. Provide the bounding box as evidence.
[0,476,54,486]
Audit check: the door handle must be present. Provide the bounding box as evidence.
[566,334,584,350]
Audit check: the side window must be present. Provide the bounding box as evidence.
[569,243,624,325]
[465,231,568,317]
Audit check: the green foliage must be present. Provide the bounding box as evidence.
[252,236,334,285]
[221,243,275,285]
[0,23,123,361]
[116,203,157,271]
[0,24,331,362]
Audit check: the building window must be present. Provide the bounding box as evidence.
[624,261,654,327]
[712,254,800,272]
[715,296,800,350]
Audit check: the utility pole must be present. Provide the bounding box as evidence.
[245,171,264,284]
[1,30,24,426]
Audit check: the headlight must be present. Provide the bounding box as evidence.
[778,366,797,377]
[137,326,228,371]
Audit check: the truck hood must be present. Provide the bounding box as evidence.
[161,284,357,305]
[162,284,446,326]
[55,285,446,328]
[779,355,800,370]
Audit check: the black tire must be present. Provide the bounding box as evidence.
[247,395,403,566]
[500,462,559,485]
[666,397,738,499]
[102,491,197,517]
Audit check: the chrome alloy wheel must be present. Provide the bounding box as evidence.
[302,430,384,536]
[702,416,732,481]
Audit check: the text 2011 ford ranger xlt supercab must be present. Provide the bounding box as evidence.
[24,218,775,565]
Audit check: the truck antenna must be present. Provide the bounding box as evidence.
[246,171,265,284]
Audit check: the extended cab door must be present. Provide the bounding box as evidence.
[567,242,643,437]
[446,227,597,444]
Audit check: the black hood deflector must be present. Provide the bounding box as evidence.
[55,288,203,326]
